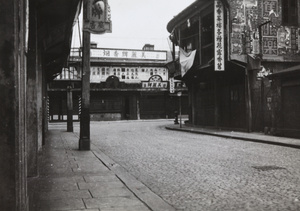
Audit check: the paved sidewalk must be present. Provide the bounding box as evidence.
[166,123,300,149]
[29,128,175,211]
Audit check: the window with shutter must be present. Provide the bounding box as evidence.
[201,12,214,65]
[282,0,298,26]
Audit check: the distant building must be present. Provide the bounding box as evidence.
[48,45,188,121]
[142,44,155,51]
[167,0,300,138]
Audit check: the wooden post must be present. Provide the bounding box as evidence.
[67,85,73,132]
[27,0,39,177]
[245,68,252,132]
[191,83,196,125]
[214,77,219,128]
[79,26,91,150]
[261,78,264,130]
[137,95,140,120]
[177,92,182,128]
[172,42,175,61]
[42,65,48,145]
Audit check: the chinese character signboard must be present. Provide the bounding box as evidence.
[90,49,167,61]
[214,0,224,71]
[169,77,175,93]
[142,82,168,89]
[83,0,112,34]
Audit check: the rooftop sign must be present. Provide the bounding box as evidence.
[89,49,167,61]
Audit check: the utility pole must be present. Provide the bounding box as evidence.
[79,0,91,150]
[258,20,271,132]
[79,0,112,150]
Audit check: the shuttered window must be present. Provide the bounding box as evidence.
[282,0,298,26]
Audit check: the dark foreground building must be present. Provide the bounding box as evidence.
[48,45,188,121]
[0,0,81,210]
[167,0,300,138]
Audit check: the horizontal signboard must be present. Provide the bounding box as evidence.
[91,49,167,61]
[142,82,168,89]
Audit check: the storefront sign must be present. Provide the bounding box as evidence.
[91,48,167,60]
[142,82,168,89]
[175,82,186,88]
[277,27,291,54]
[83,0,112,34]
[169,78,175,93]
[252,39,260,54]
[214,0,224,71]
[244,0,257,6]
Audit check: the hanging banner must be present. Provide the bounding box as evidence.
[214,0,224,71]
[83,0,112,34]
[179,48,196,77]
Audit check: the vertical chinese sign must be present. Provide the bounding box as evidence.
[214,0,224,71]
[169,77,175,94]
[83,0,112,34]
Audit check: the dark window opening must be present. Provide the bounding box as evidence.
[180,16,200,65]
[181,18,199,51]
[201,12,214,65]
[282,0,298,26]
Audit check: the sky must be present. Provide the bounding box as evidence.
[71,0,196,51]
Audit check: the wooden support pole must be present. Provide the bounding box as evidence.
[214,77,220,128]
[179,95,182,128]
[67,85,73,132]
[245,68,252,132]
[261,79,265,130]
[79,28,91,150]
[191,83,196,125]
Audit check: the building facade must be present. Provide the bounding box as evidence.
[167,0,300,137]
[0,0,81,210]
[48,45,188,122]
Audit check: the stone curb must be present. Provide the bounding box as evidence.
[92,148,176,211]
[165,126,300,149]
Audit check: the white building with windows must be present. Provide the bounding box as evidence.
[48,45,188,121]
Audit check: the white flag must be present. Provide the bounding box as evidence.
[179,48,196,77]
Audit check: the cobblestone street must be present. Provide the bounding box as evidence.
[74,120,300,211]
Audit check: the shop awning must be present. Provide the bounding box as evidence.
[166,0,229,33]
[268,64,300,78]
[180,60,246,82]
[37,0,82,81]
